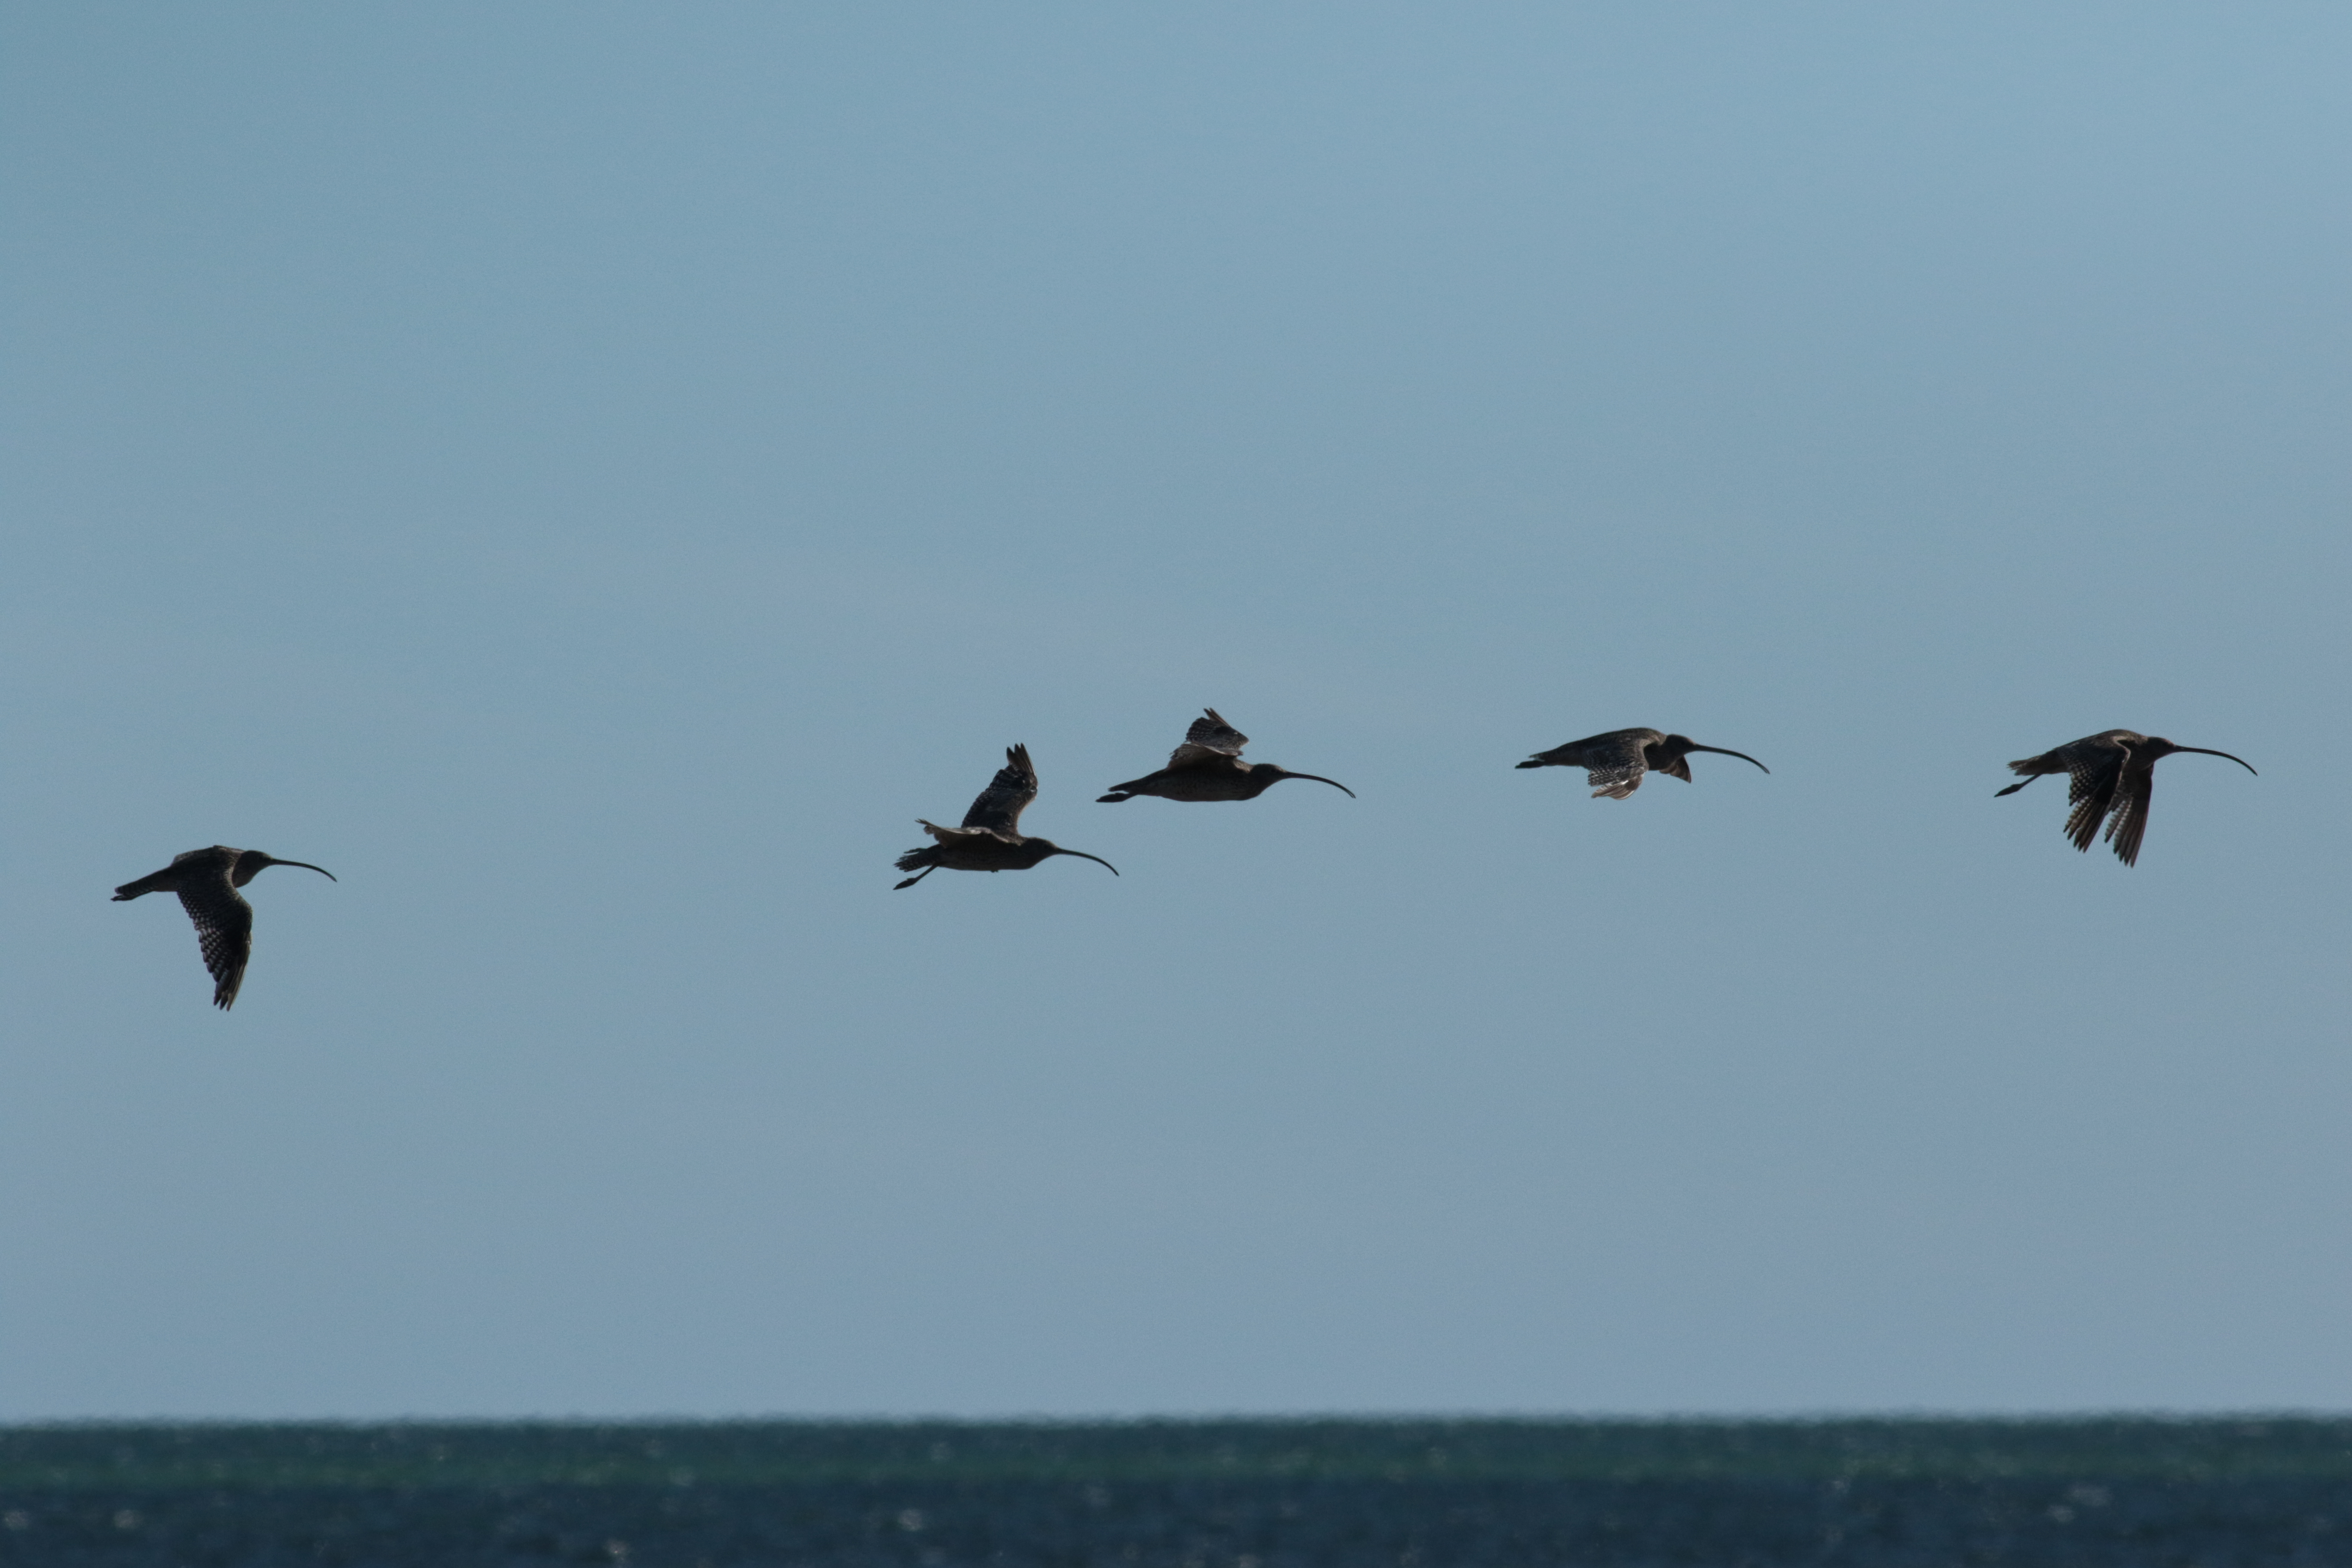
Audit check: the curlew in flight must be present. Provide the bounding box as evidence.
[1997,730,2255,867]
[1098,709,1355,804]
[894,744,1119,889]
[1516,728,1769,799]
[112,845,337,1010]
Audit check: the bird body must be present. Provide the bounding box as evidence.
[1516,728,1769,799]
[1997,730,2254,866]
[112,845,337,1009]
[1098,709,1355,803]
[894,744,1119,889]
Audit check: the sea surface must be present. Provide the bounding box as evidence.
[2,1418,2347,1566]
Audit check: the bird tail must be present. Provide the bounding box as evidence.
[111,871,171,901]
[893,846,937,875]
[1514,758,1554,769]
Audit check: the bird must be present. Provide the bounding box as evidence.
[1097,709,1355,803]
[1516,728,1769,799]
[894,744,1120,889]
[112,845,338,1010]
[1996,730,2255,866]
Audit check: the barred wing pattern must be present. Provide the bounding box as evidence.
[960,744,1040,839]
[177,877,256,1011]
[2059,736,2133,854]
[1168,709,1249,770]
[1580,732,1655,799]
[2105,767,2156,867]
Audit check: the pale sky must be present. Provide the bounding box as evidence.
[2,2,2346,1418]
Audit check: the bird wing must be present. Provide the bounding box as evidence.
[2061,740,2130,853]
[1648,749,1694,784]
[2063,741,2123,804]
[176,874,255,1011]
[1167,708,1249,769]
[960,744,1039,838]
[2105,766,2155,867]
[1582,733,1653,799]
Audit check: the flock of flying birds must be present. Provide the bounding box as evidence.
[114,712,2255,1011]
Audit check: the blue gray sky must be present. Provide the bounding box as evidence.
[3,3,2346,1419]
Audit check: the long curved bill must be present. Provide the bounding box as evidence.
[1284,772,1357,798]
[1054,849,1120,876]
[2177,747,2257,775]
[1690,745,1770,774]
[267,858,339,881]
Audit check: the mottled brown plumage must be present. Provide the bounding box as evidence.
[894,744,1119,889]
[1997,730,2255,866]
[1516,728,1769,799]
[1098,709,1355,804]
[112,845,337,1009]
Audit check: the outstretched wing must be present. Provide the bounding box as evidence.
[1581,732,1653,799]
[961,744,1039,838]
[1168,708,1249,769]
[176,873,255,1011]
[2104,766,2155,867]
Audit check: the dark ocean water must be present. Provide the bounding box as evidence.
[2,1418,2347,1567]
